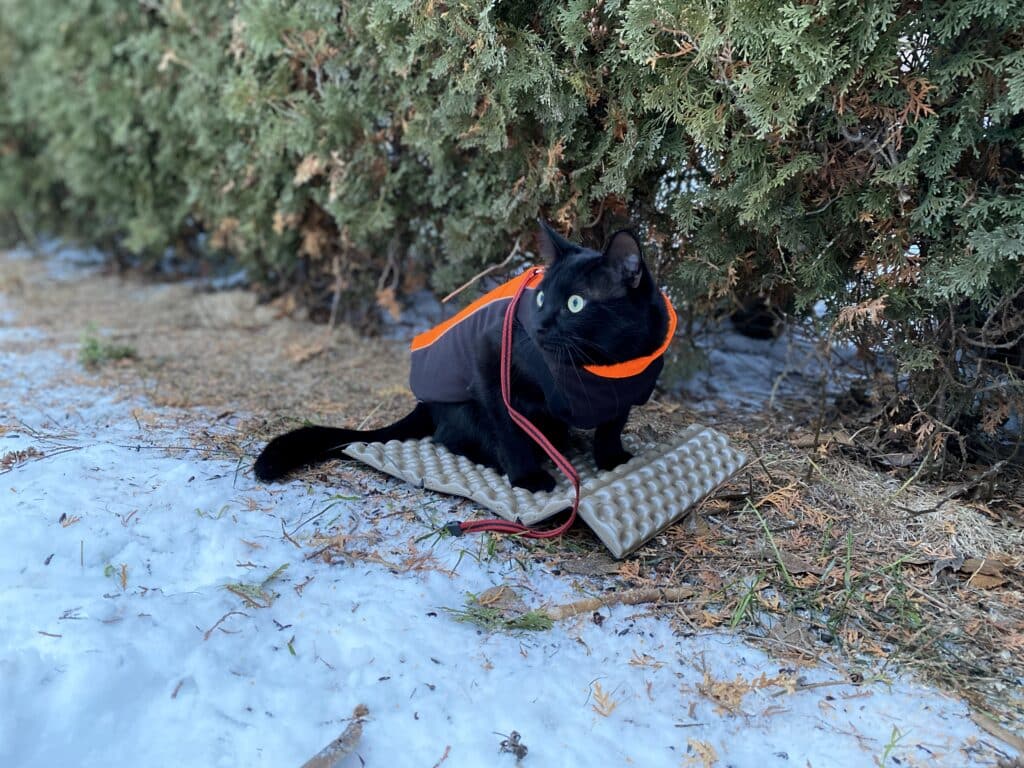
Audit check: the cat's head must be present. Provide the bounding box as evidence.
[529,221,666,366]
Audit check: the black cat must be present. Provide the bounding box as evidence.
[254,222,675,492]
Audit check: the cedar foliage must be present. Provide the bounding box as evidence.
[1,1,1022,470]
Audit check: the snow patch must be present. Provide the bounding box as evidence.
[677,321,861,414]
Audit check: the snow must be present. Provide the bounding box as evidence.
[678,320,863,415]
[6,238,107,281]
[0,260,1002,768]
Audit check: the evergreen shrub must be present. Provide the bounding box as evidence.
[1,1,1021,469]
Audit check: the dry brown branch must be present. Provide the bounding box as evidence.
[899,460,1009,517]
[971,711,1024,756]
[202,610,249,641]
[544,586,695,621]
[431,745,452,768]
[280,518,302,549]
[442,237,523,304]
[770,679,858,698]
[300,704,369,768]
[958,287,1024,350]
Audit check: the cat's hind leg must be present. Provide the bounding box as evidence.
[429,402,501,469]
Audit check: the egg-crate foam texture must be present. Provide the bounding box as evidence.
[343,424,746,558]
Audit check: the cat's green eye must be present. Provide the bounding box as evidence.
[536,291,544,308]
[567,294,586,313]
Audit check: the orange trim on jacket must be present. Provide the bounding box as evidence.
[582,293,677,379]
[411,270,544,353]
[412,267,676,381]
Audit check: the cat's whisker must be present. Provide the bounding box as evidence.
[562,334,601,365]
[560,340,599,416]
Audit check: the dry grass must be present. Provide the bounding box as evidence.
[0,254,415,446]
[3,253,1022,735]
[607,420,1024,727]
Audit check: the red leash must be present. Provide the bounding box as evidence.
[451,268,581,539]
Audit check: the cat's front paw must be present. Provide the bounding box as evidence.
[510,468,557,493]
[594,446,632,472]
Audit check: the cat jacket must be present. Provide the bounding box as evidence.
[409,269,677,430]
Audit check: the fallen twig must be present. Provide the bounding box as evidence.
[356,400,384,430]
[770,678,859,698]
[202,610,249,641]
[899,460,1009,517]
[431,745,451,768]
[0,445,83,473]
[544,586,695,621]
[300,704,369,768]
[971,711,1024,756]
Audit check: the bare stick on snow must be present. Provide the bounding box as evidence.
[300,705,369,768]
[544,587,696,621]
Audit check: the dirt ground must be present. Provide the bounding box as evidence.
[2,252,1022,747]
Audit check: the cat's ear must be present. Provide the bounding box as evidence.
[536,219,575,263]
[604,229,644,289]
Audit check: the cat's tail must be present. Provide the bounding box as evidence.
[253,402,433,482]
